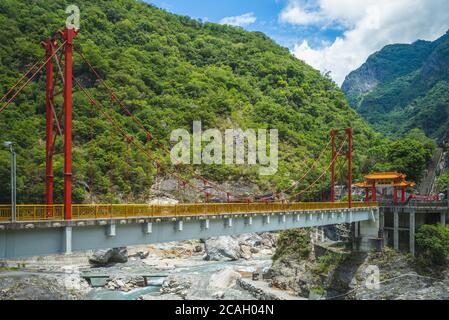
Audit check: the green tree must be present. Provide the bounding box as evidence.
[416,224,449,266]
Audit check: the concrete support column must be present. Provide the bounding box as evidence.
[201,219,210,230]
[175,220,183,232]
[143,223,152,234]
[354,222,359,238]
[263,215,270,225]
[379,209,385,244]
[410,211,416,257]
[355,209,381,252]
[63,226,72,255]
[107,224,116,237]
[394,209,399,251]
[441,212,446,228]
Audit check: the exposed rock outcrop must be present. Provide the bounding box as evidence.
[204,236,243,261]
[89,248,128,267]
[0,273,90,300]
[105,275,147,292]
[204,233,277,262]
[208,268,241,289]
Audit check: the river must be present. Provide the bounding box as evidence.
[84,255,273,300]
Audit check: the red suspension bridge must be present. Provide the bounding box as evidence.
[0,27,368,223]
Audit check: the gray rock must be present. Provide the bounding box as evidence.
[212,291,225,299]
[209,268,241,289]
[160,274,193,299]
[89,247,128,266]
[204,236,242,261]
[0,273,90,300]
[240,244,253,260]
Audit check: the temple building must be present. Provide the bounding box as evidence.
[355,172,416,204]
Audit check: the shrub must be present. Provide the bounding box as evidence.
[416,224,449,266]
[273,229,311,261]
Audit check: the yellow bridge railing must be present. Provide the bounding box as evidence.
[0,202,378,222]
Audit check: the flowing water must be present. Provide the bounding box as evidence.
[85,257,272,300]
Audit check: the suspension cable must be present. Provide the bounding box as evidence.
[72,76,205,195]
[290,137,348,199]
[0,41,67,114]
[75,47,240,199]
[279,139,332,195]
[0,57,46,104]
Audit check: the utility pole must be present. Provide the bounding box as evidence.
[4,141,16,222]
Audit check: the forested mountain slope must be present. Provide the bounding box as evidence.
[342,31,449,141]
[0,0,431,203]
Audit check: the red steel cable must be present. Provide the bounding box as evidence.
[73,76,205,195]
[290,137,348,199]
[75,47,239,199]
[0,57,45,104]
[0,41,66,114]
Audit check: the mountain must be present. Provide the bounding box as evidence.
[0,0,432,203]
[342,31,449,141]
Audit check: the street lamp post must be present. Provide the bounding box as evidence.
[4,142,16,222]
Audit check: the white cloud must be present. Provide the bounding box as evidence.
[279,2,324,25]
[280,0,449,85]
[220,12,257,27]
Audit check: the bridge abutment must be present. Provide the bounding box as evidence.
[353,209,383,252]
[380,201,449,255]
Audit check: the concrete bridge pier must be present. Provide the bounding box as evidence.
[353,208,382,252]
[409,210,416,256]
[63,226,72,255]
[394,208,399,251]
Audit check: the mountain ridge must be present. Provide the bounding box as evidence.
[342,30,449,141]
[0,0,434,203]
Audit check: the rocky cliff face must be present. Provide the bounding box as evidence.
[342,41,435,101]
[342,31,449,140]
[268,241,449,300]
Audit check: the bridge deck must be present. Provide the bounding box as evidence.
[0,203,379,259]
[0,202,377,222]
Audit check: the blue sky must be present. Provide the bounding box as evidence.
[146,0,342,49]
[145,0,449,85]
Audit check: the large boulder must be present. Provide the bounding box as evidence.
[89,247,128,266]
[204,236,242,261]
[235,234,263,246]
[208,268,242,289]
[160,274,193,299]
[259,233,277,248]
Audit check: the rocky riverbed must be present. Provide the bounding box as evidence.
[2,228,449,300]
[267,236,449,300]
[0,233,282,300]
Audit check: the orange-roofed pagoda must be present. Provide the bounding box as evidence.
[355,172,416,204]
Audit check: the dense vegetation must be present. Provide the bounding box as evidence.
[272,229,311,261]
[0,0,434,204]
[342,31,449,142]
[361,129,435,183]
[416,224,449,266]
